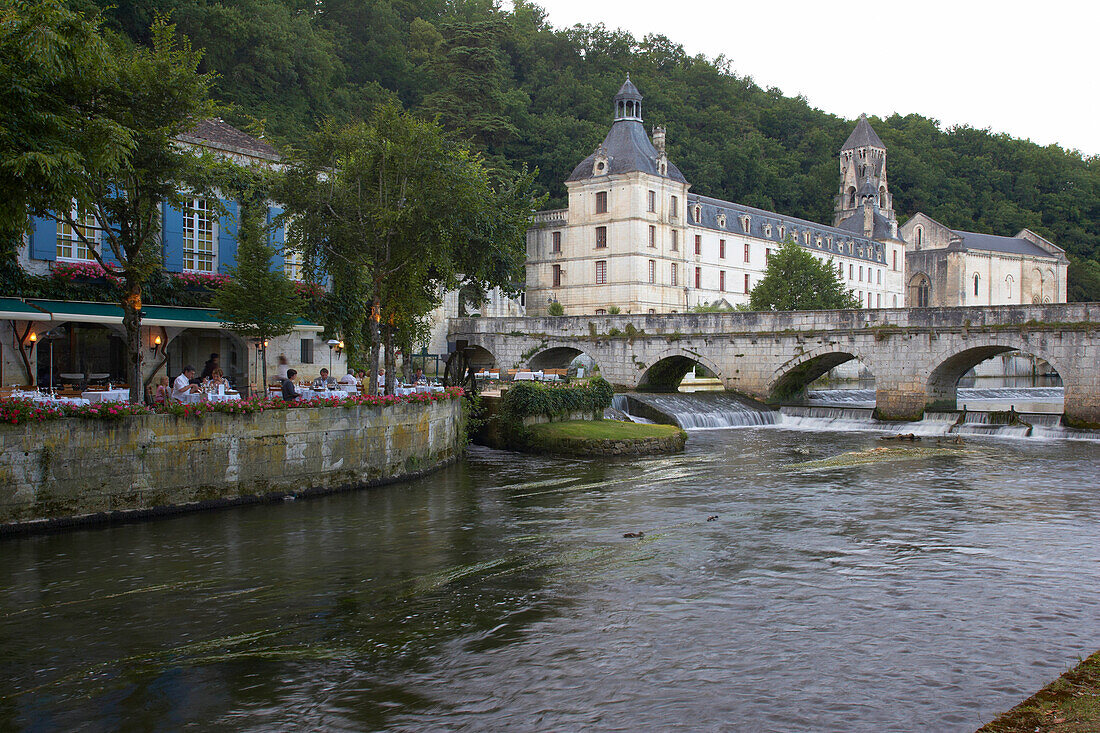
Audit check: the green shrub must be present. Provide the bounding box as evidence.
[500,377,614,425]
[547,301,565,316]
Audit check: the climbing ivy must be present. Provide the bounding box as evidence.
[499,377,614,426]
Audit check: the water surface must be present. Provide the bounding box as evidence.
[1,429,1098,732]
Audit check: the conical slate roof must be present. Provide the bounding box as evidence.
[567,120,687,183]
[615,75,642,101]
[841,114,885,150]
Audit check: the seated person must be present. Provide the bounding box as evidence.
[280,369,300,401]
[413,368,428,385]
[207,367,227,387]
[172,366,202,400]
[153,376,171,404]
[339,369,359,386]
[312,368,336,389]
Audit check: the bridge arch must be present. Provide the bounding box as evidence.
[526,344,600,375]
[637,349,723,393]
[767,345,876,402]
[925,338,1067,411]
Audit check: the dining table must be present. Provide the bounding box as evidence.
[11,390,91,407]
[82,388,131,403]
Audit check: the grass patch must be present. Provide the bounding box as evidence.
[978,649,1100,733]
[528,420,683,441]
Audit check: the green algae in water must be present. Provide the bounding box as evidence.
[787,445,969,471]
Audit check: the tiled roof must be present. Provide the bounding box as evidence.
[952,230,1058,259]
[178,118,280,160]
[567,119,687,183]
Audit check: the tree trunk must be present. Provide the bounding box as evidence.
[121,283,144,403]
[383,324,396,395]
[400,329,414,383]
[261,345,268,397]
[368,313,381,395]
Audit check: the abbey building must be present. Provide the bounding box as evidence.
[525,78,1066,314]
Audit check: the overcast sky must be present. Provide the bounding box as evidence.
[527,0,1099,156]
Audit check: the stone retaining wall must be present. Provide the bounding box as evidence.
[0,400,464,534]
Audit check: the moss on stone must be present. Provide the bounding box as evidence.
[522,420,686,456]
[977,649,1100,733]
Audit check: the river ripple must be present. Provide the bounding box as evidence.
[1,429,1098,732]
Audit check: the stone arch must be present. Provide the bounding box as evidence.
[455,342,497,370]
[909,272,931,307]
[847,186,856,207]
[527,344,600,375]
[637,349,723,393]
[925,339,1068,410]
[767,345,876,402]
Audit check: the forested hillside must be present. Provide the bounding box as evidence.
[74,0,1100,299]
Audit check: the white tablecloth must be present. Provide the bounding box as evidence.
[513,371,542,381]
[474,371,500,380]
[82,389,131,403]
[297,389,347,402]
[12,392,90,407]
[174,391,204,405]
[206,392,242,404]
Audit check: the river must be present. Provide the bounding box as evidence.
[2,418,1099,731]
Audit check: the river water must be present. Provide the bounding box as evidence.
[2,419,1099,732]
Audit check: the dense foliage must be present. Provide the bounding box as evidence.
[749,238,862,311]
[500,377,615,424]
[70,0,1100,300]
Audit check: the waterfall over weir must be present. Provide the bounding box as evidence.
[616,393,1098,442]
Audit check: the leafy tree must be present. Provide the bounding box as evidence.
[1,4,216,401]
[210,186,300,390]
[546,301,564,316]
[749,238,861,311]
[277,101,536,395]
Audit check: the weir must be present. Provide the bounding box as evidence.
[617,391,1100,442]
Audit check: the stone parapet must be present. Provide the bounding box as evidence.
[0,400,464,533]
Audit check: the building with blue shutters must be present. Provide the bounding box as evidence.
[4,119,337,393]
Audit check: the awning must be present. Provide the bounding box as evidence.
[11,298,323,332]
[0,298,50,321]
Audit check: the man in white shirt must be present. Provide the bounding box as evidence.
[339,370,359,386]
[172,366,201,401]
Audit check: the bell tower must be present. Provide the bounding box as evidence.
[834,114,894,227]
[614,74,643,122]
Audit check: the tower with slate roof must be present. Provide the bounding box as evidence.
[834,115,894,229]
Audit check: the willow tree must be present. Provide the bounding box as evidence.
[0,4,216,402]
[277,102,537,395]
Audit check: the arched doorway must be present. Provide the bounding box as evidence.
[909,273,931,308]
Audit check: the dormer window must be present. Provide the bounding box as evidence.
[778,225,785,240]
[763,224,772,238]
[716,212,726,228]
[815,236,823,248]
[740,215,750,234]
[692,204,702,224]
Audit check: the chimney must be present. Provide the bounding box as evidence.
[863,203,873,237]
[652,126,666,153]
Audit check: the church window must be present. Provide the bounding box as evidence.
[671,231,678,251]
[694,267,701,288]
[596,191,608,213]
[648,259,656,283]
[847,187,856,208]
[719,239,726,259]
[744,273,750,292]
[692,204,701,223]
[649,225,656,248]
[720,270,726,292]
[595,226,607,248]
[915,226,923,246]
[744,243,750,263]
[671,263,678,286]
[595,259,607,284]
[1006,275,1013,299]
[647,190,656,213]
[552,231,561,253]
[695,235,701,255]
[670,195,679,219]
[974,274,980,296]
[552,264,561,287]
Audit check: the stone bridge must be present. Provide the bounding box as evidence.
[448,303,1100,425]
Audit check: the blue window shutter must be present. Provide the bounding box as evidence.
[218,199,239,273]
[268,204,285,272]
[162,201,184,272]
[100,221,121,268]
[30,216,57,261]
